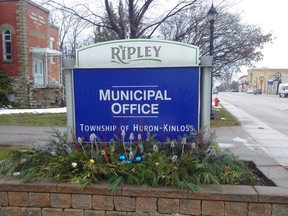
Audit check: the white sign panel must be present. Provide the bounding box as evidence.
[76,39,199,68]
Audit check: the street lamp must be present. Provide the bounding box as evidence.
[207,4,217,55]
[207,4,217,119]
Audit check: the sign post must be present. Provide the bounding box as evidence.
[200,56,213,138]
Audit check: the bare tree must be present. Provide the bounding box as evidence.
[47,6,93,58]
[65,17,91,58]
[41,0,272,78]
[160,2,273,78]
[42,0,199,39]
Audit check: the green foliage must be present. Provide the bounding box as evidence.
[0,149,51,182]
[0,129,255,193]
[0,71,14,106]
[0,147,16,160]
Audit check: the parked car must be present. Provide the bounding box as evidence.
[247,89,253,94]
[253,89,262,94]
[231,89,239,92]
[278,83,288,97]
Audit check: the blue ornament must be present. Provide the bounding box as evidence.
[119,155,126,161]
[135,156,142,163]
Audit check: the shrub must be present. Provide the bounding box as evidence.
[0,71,14,106]
[0,128,254,192]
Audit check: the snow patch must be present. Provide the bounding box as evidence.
[0,107,67,115]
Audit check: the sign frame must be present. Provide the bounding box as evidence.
[76,39,199,68]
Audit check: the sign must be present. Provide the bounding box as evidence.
[66,39,201,142]
[76,39,199,68]
[275,72,281,79]
[29,12,46,26]
[73,67,200,141]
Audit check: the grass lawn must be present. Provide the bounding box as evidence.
[210,104,240,128]
[0,113,67,127]
[0,104,238,128]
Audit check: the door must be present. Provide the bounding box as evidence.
[33,58,44,86]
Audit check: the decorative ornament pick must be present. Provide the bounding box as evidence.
[172,155,178,163]
[135,156,142,163]
[13,172,20,176]
[101,150,109,162]
[153,145,158,152]
[129,151,134,161]
[137,133,142,141]
[119,155,127,161]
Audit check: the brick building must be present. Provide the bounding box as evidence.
[0,0,62,108]
[247,68,288,94]
[238,75,248,92]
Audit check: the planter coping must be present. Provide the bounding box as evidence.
[0,178,288,204]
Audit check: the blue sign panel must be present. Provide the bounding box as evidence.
[73,67,199,141]
[268,80,273,85]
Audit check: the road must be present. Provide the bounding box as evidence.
[0,126,66,148]
[216,92,288,135]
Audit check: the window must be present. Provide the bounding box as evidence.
[2,30,12,61]
[50,37,55,64]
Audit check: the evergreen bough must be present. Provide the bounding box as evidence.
[0,128,255,193]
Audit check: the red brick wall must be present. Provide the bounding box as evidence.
[0,0,62,108]
[0,0,60,82]
[25,2,50,81]
[26,3,49,48]
[0,1,19,76]
[50,25,60,82]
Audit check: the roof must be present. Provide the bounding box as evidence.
[30,47,62,56]
[25,0,50,13]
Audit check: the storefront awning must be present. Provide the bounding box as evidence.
[30,47,62,56]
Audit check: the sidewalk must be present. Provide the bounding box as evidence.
[218,99,288,167]
[212,100,288,188]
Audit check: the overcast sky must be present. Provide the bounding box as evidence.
[231,0,288,71]
[37,0,287,71]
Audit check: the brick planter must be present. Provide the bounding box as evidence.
[1,178,288,216]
